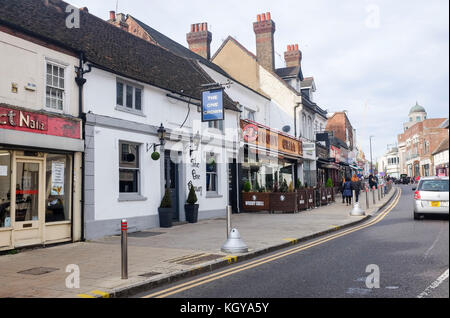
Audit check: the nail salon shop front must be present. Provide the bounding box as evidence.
[0,106,83,251]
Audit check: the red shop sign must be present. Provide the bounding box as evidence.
[0,106,81,139]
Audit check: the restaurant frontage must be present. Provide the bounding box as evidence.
[239,120,303,212]
[0,105,83,251]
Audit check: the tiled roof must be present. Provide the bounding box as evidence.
[301,77,314,88]
[433,137,449,155]
[275,66,302,79]
[0,0,239,111]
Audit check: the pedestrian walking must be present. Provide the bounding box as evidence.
[343,177,353,206]
[351,174,362,203]
[369,174,377,189]
[339,176,346,203]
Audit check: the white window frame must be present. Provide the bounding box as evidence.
[206,153,219,195]
[118,141,145,201]
[116,78,144,116]
[45,59,68,113]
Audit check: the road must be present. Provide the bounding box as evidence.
[135,185,449,298]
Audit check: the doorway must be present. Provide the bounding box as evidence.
[164,150,180,222]
[13,158,44,247]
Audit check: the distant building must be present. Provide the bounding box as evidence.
[398,103,448,178]
[433,138,449,177]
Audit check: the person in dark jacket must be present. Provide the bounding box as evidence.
[342,177,353,206]
[369,174,377,189]
[339,176,346,203]
[351,174,362,203]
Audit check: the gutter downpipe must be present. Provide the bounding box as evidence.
[75,52,92,241]
[294,102,302,185]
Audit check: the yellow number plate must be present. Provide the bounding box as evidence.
[430,201,440,207]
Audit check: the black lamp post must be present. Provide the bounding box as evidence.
[190,131,201,157]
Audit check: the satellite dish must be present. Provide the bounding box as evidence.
[282,125,291,133]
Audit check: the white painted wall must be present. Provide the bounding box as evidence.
[0,30,79,116]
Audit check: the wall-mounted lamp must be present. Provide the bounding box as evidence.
[147,123,166,160]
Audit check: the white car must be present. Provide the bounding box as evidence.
[413,177,449,220]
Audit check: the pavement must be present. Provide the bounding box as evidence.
[0,188,397,298]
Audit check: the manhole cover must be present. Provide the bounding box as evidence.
[128,231,164,238]
[139,272,162,278]
[18,267,59,275]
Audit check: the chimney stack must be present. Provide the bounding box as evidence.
[253,12,276,71]
[186,22,212,60]
[107,11,129,31]
[284,43,302,68]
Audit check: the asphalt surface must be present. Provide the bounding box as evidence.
[135,185,449,298]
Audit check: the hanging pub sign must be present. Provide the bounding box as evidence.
[201,88,224,122]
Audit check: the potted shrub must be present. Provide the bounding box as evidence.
[325,178,334,203]
[158,188,173,228]
[185,184,199,223]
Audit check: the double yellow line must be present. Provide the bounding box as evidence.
[142,188,402,298]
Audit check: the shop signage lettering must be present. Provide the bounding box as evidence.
[0,106,81,139]
[188,158,202,195]
[241,120,303,157]
[202,89,224,122]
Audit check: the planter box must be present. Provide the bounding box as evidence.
[242,192,270,212]
[270,192,297,213]
[158,208,173,228]
[320,188,328,206]
[297,190,308,211]
[306,189,315,209]
[326,188,333,203]
[184,204,199,223]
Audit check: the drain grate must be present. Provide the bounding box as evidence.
[139,271,162,278]
[18,267,59,275]
[128,231,165,238]
[167,253,224,266]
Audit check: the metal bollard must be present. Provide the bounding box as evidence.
[366,186,370,209]
[378,186,381,201]
[372,187,376,204]
[226,205,232,239]
[352,190,356,205]
[121,219,128,280]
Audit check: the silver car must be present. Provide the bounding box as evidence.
[413,177,449,220]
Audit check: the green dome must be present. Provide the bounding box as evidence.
[409,102,426,114]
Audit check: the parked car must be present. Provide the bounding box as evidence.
[413,177,449,220]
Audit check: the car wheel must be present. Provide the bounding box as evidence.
[414,212,421,220]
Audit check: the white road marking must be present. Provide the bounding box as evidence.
[424,225,445,259]
[417,269,449,298]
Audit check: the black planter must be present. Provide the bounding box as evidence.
[158,208,173,228]
[184,204,199,223]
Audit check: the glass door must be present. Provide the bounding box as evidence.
[13,159,44,247]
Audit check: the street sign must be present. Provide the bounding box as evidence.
[202,89,224,122]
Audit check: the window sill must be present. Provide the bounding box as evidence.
[115,106,146,117]
[205,193,223,199]
[118,193,148,202]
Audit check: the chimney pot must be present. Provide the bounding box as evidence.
[257,14,261,22]
[194,24,199,32]
[204,22,208,31]
[109,10,115,20]
[266,12,271,20]
[295,44,299,51]
[262,13,266,21]
[191,24,195,32]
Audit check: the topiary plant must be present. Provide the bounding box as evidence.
[296,178,302,190]
[288,181,294,192]
[243,181,252,192]
[326,178,334,188]
[160,188,172,208]
[186,184,198,205]
[280,179,289,193]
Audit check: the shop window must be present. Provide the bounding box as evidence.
[206,154,218,193]
[46,62,65,111]
[45,154,71,223]
[119,142,140,194]
[0,151,11,228]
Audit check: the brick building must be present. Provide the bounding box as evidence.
[398,109,448,178]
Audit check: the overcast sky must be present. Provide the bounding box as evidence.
[68,0,449,161]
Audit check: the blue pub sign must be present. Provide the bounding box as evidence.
[201,89,224,122]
